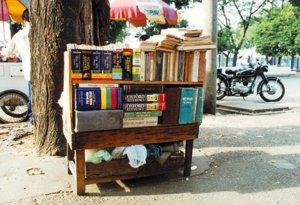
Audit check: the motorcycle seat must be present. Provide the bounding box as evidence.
[225,69,238,75]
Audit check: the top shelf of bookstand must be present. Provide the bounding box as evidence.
[176,44,216,51]
[72,80,204,86]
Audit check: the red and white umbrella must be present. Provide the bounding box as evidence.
[110,0,178,27]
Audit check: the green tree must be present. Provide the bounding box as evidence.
[104,21,128,43]
[218,27,235,66]
[218,0,276,66]
[252,4,300,67]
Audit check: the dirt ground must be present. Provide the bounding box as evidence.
[0,109,299,205]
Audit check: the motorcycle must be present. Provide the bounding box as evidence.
[216,64,285,102]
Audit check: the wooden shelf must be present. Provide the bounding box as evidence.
[177,44,216,51]
[72,80,203,86]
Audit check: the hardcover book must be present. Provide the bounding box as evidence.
[81,50,92,80]
[195,87,205,123]
[123,85,164,94]
[70,50,82,80]
[191,51,200,82]
[179,88,195,124]
[162,87,181,124]
[112,50,123,80]
[124,93,166,103]
[123,48,133,80]
[156,50,163,81]
[178,51,185,81]
[75,110,123,132]
[91,50,102,80]
[101,50,113,79]
[140,51,146,81]
[123,102,166,112]
[123,117,158,128]
[75,87,101,111]
[124,111,162,118]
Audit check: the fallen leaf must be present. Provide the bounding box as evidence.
[26,168,45,175]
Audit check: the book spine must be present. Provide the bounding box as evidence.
[91,50,102,80]
[162,52,167,81]
[191,51,200,82]
[174,51,179,82]
[123,102,166,112]
[179,88,194,124]
[106,87,111,109]
[123,48,133,80]
[124,111,162,118]
[117,87,123,109]
[70,50,82,80]
[156,51,163,81]
[149,52,155,81]
[81,50,92,80]
[161,87,181,124]
[123,85,164,94]
[192,88,198,122]
[111,87,117,109]
[102,51,113,75]
[178,51,185,81]
[195,87,205,123]
[132,49,141,81]
[169,52,174,82]
[124,93,166,103]
[166,52,171,81]
[112,50,123,80]
[101,88,107,109]
[75,87,101,111]
[198,51,206,83]
[123,117,158,128]
[140,51,146,81]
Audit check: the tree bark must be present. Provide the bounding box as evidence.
[30,0,108,155]
[291,55,295,70]
[202,0,217,115]
[232,51,238,67]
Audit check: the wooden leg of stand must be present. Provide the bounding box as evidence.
[67,143,74,175]
[184,140,193,177]
[75,149,85,195]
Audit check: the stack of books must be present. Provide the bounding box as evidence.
[74,85,124,132]
[122,85,166,128]
[162,87,204,125]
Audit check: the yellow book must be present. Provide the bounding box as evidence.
[101,88,107,109]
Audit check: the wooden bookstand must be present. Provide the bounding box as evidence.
[62,47,213,195]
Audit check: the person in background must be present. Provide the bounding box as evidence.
[0,9,32,123]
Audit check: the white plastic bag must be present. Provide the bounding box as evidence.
[123,145,147,168]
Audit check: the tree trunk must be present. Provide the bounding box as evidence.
[202,0,217,115]
[225,54,229,67]
[277,56,282,66]
[30,0,108,155]
[290,55,295,70]
[232,51,238,67]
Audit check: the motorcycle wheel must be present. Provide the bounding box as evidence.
[216,75,227,100]
[0,90,29,123]
[259,79,285,102]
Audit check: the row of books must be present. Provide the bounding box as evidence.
[74,85,204,132]
[141,50,205,82]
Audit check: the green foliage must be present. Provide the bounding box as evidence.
[290,0,300,7]
[142,19,189,37]
[252,4,300,56]
[218,27,235,53]
[104,21,128,44]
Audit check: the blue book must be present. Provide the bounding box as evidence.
[192,88,198,122]
[195,87,205,123]
[117,88,123,109]
[75,87,101,111]
[179,88,195,124]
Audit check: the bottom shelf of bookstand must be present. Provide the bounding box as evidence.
[65,124,198,195]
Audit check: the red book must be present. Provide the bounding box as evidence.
[111,87,118,109]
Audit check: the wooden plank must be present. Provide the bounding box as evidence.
[72,124,199,150]
[176,44,216,51]
[72,80,203,86]
[184,140,194,177]
[85,165,183,185]
[75,150,86,195]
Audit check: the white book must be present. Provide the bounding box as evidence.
[191,51,200,82]
[140,51,146,81]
